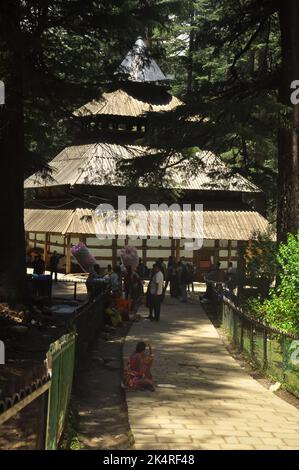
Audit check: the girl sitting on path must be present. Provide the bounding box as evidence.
[124,341,155,391]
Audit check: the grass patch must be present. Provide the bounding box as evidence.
[59,404,85,450]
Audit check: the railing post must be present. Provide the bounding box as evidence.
[233,310,237,345]
[218,294,224,325]
[282,335,288,382]
[45,332,76,450]
[39,389,49,450]
[74,281,77,300]
[263,328,268,369]
[240,316,244,352]
[250,323,254,359]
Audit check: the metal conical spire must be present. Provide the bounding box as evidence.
[116,37,168,83]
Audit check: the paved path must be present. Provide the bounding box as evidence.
[124,297,299,450]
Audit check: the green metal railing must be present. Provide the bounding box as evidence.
[221,297,299,398]
[46,332,76,450]
[0,292,108,450]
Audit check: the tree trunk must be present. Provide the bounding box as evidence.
[186,7,195,96]
[277,1,299,242]
[0,1,27,304]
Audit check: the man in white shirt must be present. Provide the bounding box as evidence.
[149,264,164,321]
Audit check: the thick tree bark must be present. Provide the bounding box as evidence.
[0,1,27,304]
[277,1,299,242]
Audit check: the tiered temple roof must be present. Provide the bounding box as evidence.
[116,37,169,83]
[24,143,260,193]
[73,88,182,118]
[25,38,270,247]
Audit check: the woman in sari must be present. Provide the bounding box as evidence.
[124,341,154,391]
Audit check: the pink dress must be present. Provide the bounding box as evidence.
[124,352,153,389]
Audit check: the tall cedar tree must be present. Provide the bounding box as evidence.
[0,1,27,304]
[0,0,179,304]
[143,1,299,242]
[277,1,299,241]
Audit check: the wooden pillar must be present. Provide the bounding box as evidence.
[237,240,246,272]
[215,240,220,265]
[142,239,147,265]
[171,238,175,258]
[25,231,29,255]
[112,238,117,267]
[44,233,50,265]
[34,232,37,248]
[228,240,232,263]
[175,239,180,261]
[63,235,66,256]
[66,235,71,274]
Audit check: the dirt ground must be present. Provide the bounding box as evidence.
[71,323,132,450]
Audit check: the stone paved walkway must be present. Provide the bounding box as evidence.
[124,297,299,450]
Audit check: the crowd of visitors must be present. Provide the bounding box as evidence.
[87,254,239,320]
[29,248,238,309]
[121,257,238,392]
[163,256,195,300]
[28,249,238,392]
[200,260,238,303]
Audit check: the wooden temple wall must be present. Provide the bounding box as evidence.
[26,231,240,274]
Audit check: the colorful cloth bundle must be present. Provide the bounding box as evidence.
[71,242,97,272]
[120,245,138,270]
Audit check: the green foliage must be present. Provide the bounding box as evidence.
[0,1,180,174]
[144,0,282,215]
[240,228,276,300]
[262,233,299,333]
[246,232,299,334]
[59,406,85,450]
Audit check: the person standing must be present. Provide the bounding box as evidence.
[137,258,146,279]
[169,261,179,298]
[149,264,164,321]
[123,265,132,299]
[164,256,174,293]
[49,251,60,282]
[179,258,188,303]
[131,270,143,314]
[201,262,222,302]
[33,254,45,275]
[186,263,195,293]
[157,257,167,280]
[110,266,121,297]
[86,264,101,300]
[227,262,238,294]
[105,264,112,275]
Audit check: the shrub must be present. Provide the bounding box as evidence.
[262,232,299,333]
[240,228,276,299]
[246,232,299,334]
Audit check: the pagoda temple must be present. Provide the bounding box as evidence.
[24,38,270,277]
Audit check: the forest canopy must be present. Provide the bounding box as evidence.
[1,0,299,303]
